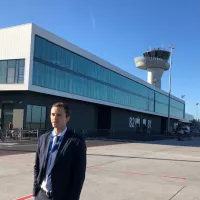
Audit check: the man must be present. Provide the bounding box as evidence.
[8,121,13,130]
[33,102,86,200]
[8,121,14,138]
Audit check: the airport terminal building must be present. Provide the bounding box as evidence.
[0,23,187,136]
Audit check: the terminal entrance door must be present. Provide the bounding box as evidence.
[1,103,13,129]
[161,117,167,134]
[97,105,111,136]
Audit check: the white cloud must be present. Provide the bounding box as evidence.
[90,13,96,30]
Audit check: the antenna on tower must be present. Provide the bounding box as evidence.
[162,42,165,49]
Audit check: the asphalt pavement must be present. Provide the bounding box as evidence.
[0,139,125,156]
[1,137,200,200]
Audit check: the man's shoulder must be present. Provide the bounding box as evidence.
[69,130,84,140]
[38,130,51,141]
[68,130,85,145]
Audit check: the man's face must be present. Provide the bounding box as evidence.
[50,106,70,130]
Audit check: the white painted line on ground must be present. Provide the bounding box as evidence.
[0,143,18,146]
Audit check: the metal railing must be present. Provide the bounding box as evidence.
[21,129,50,139]
[76,129,165,141]
[77,128,200,141]
[0,129,22,140]
[0,128,50,141]
[0,128,199,142]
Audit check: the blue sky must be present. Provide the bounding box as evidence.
[1,0,199,117]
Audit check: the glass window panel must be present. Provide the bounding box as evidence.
[19,59,25,67]
[26,105,32,123]
[70,54,74,70]
[65,51,70,69]
[149,101,154,112]
[7,67,15,83]
[41,38,46,60]
[63,50,67,68]
[47,66,53,89]
[46,41,51,63]
[26,105,47,129]
[171,98,184,110]
[31,105,41,123]
[41,107,46,124]
[60,70,65,91]
[37,63,43,86]
[18,77,24,83]
[51,44,57,64]
[7,60,16,67]
[138,85,148,97]
[64,73,69,92]
[15,61,19,83]
[60,48,65,67]
[32,62,39,85]
[26,123,31,129]
[40,123,45,129]
[139,97,148,110]
[155,102,168,115]
[0,59,24,84]
[31,105,42,128]
[155,92,168,104]
[54,69,59,90]
[34,36,42,58]
[56,46,61,66]
[0,61,7,83]
[34,36,39,57]
[148,89,154,100]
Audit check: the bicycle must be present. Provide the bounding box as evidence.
[0,129,5,142]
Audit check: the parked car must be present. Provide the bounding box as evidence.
[175,126,190,135]
[182,127,190,134]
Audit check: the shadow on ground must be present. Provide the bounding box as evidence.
[0,137,199,157]
[86,136,200,148]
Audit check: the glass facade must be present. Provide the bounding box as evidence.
[185,113,194,121]
[0,59,25,83]
[26,105,46,128]
[32,35,184,118]
[155,92,184,118]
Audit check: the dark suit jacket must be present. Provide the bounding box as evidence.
[33,129,86,200]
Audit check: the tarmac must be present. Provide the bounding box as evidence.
[0,138,200,200]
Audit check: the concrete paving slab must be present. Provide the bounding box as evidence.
[81,173,184,200]
[171,186,200,200]
[0,139,199,200]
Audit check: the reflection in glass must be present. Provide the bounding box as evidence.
[33,35,184,119]
[0,61,7,83]
[0,59,25,83]
[26,105,46,129]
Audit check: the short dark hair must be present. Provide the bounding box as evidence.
[52,102,70,117]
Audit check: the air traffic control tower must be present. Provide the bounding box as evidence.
[134,48,170,89]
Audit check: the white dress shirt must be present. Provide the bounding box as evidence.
[41,127,67,192]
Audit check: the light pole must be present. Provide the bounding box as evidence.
[196,103,199,121]
[181,95,185,119]
[167,45,175,133]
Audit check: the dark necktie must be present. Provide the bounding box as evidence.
[46,135,60,191]
[51,135,60,152]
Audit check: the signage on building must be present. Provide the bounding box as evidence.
[129,117,135,128]
[129,117,152,129]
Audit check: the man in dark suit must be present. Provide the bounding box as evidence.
[33,102,86,200]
